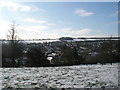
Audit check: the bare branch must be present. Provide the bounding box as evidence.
[7,20,19,41]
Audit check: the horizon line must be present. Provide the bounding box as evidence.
[0,36,120,41]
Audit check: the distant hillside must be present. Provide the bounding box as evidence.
[59,37,74,40]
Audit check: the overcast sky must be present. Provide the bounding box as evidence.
[0,1,118,39]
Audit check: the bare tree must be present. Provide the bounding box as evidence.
[7,21,19,43]
[6,21,21,66]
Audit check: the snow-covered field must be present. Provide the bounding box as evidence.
[0,63,119,89]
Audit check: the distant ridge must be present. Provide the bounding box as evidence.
[0,36,120,41]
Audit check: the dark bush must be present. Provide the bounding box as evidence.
[27,47,50,67]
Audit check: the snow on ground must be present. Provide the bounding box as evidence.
[1,63,118,88]
[0,68,2,89]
